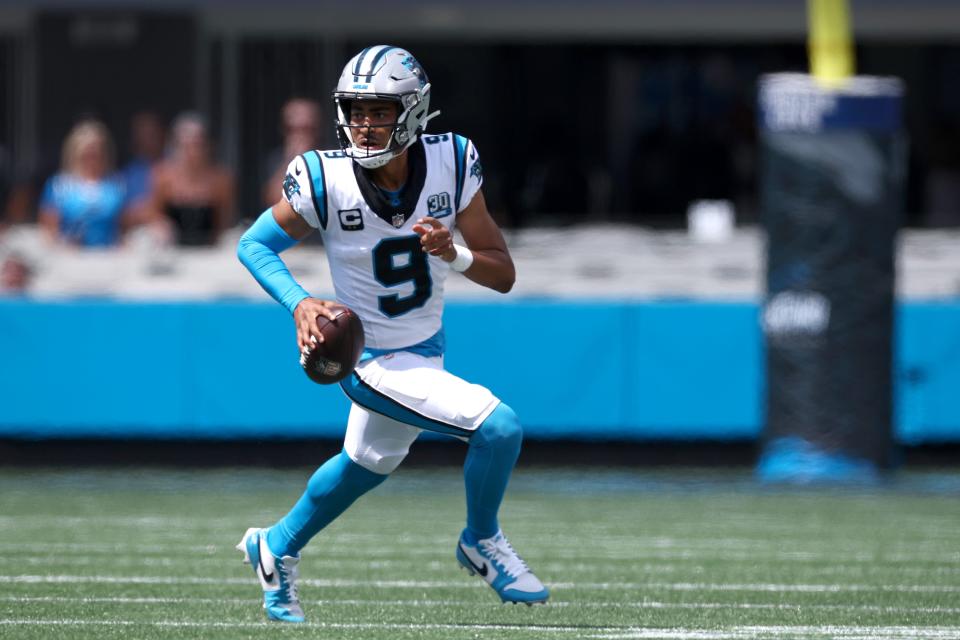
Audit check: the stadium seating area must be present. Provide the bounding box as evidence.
[2,223,959,301]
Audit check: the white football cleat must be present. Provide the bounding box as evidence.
[236,527,305,622]
[456,529,549,605]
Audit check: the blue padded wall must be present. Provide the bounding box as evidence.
[0,299,957,442]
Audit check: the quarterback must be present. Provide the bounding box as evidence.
[235,45,549,622]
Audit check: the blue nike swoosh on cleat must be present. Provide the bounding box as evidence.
[459,544,489,577]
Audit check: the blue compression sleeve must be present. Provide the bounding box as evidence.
[464,402,523,540]
[237,209,311,314]
[266,449,387,557]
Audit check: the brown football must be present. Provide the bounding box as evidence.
[300,306,365,384]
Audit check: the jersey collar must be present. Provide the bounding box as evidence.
[353,140,427,228]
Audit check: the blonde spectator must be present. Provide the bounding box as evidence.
[149,112,235,246]
[38,120,137,247]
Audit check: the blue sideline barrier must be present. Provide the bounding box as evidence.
[0,299,957,442]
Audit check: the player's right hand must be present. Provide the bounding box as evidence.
[294,298,340,353]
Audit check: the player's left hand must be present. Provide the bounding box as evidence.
[412,217,456,262]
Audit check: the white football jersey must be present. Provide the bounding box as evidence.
[282,133,483,351]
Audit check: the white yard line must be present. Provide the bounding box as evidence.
[0,543,222,554]
[6,554,959,577]
[0,529,955,553]
[3,595,960,614]
[5,574,960,593]
[1,620,959,639]
[0,543,957,564]
[589,628,960,640]
[0,619,596,633]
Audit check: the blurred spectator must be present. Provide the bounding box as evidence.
[149,112,235,246]
[121,110,167,216]
[261,97,323,207]
[37,120,138,248]
[0,252,31,295]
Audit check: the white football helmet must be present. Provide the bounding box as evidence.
[333,45,440,169]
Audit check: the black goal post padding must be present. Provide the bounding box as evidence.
[757,74,906,483]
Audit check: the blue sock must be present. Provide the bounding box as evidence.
[464,403,523,541]
[266,449,387,557]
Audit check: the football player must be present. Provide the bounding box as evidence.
[235,45,549,622]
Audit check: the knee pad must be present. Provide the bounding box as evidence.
[473,403,523,449]
[345,436,414,475]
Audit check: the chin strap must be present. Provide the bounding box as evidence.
[422,110,441,127]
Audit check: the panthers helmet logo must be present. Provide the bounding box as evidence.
[401,55,427,88]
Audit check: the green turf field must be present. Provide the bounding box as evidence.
[1,466,959,639]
